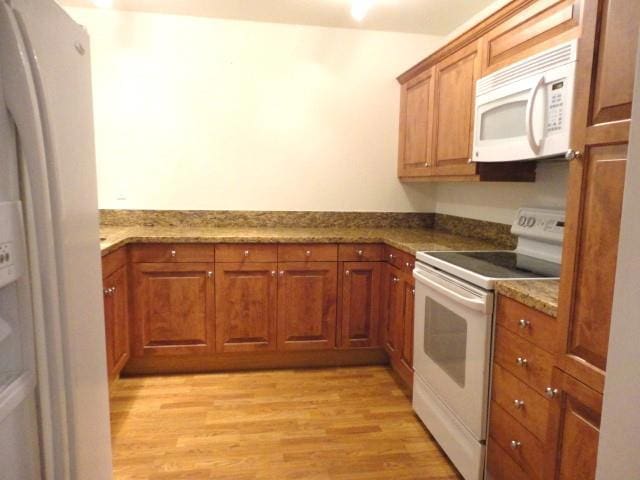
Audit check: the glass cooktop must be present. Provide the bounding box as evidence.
[423,251,561,279]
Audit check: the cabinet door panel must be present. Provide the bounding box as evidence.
[432,41,481,172]
[132,263,215,356]
[111,266,130,375]
[102,276,115,378]
[589,0,640,125]
[482,0,580,74]
[215,263,277,353]
[398,67,435,177]
[382,264,403,355]
[400,278,415,371]
[340,262,381,348]
[277,262,337,351]
[544,369,603,480]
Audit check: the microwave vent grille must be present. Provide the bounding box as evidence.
[476,41,577,96]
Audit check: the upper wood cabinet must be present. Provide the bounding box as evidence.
[131,262,216,356]
[339,262,381,349]
[481,0,581,74]
[215,263,278,353]
[277,262,338,351]
[432,41,482,175]
[398,67,435,177]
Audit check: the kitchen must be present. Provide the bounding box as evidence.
[0,0,638,479]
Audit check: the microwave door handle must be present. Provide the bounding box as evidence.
[525,75,546,155]
[414,270,487,313]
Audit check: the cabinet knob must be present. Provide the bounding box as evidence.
[112,286,116,293]
[103,288,110,296]
[516,357,528,367]
[345,270,350,276]
[279,270,284,276]
[271,270,276,277]
[518,318,531,329]
[305,250,311,257]
[510,440,522,450]
[244,250,250,257]
[207,271,213,278]
[388,254,394,260]
[392,276,399,284]
[411,288,415,295]
[565,149,583,161]
[357,249,364,257]
[545,387,559,399]
[424,162,429,167]
[513,399,525,409]
[170,249,176,257]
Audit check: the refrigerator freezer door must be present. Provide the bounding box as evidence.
[0,0,113,478]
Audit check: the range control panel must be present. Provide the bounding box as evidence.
[0,202,24,289]
[511,207,565,245]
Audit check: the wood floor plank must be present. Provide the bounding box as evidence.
[110,366,462,480]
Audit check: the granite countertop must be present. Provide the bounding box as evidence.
[99,225,500,257]
[495,279,560,317]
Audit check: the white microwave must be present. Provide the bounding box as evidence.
[472,40,577,163]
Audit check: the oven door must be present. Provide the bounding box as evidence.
[413,262,493,440]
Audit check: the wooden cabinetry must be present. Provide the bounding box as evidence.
[557,0,639,394]
[102,264,129,381]
[215,263,277,352]
[339,262,381,349]
[481,0,581,74]
[101,247,130,382]
[131,262,216,356]
[277,262,337,351]
[382,247,415,389]
[544,368,603,480]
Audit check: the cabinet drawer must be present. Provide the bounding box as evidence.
[496,295,559,353]
[338,244,383,262]
[129,243,215,263]
[278,244,337,262]
[486,438,530,480]
[489,402,544,479]
[494,325,554,394]
[215,244,277,263]
[384,245,405,269]
[491,363,550,442]
[102,246,127,278]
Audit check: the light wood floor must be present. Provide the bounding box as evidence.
[110,366,462,480]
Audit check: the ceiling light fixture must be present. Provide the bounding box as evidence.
[91,0,113,8]
[351,0,374,22]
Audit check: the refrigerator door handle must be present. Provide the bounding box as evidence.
[0,3,70,479]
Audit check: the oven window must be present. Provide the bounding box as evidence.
[423,297,467,387]
[480,100,527,140]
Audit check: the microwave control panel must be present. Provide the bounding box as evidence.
[546,80,566,134]
[0,202,24,289]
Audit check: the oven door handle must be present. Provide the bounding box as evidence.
[414,269,488,313]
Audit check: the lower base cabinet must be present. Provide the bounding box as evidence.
[340,262,382,348]
[277,262,338,351]
[102,265,130,380]
[131,262,216,356]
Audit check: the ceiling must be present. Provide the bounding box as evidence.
[58,0,499,35]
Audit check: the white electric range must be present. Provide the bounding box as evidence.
[411,208,565,480]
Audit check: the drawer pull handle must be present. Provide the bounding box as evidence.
[516,357,528,367]
[513,399,525,409]
[345,270,350,276]
[207,271,213,278]
[305,250,312,257]
[510,440,522,450]
[357,249,364,257]
[545,387,559,399]
[170,249,177,257]
[518,318,531,329]
[244,250,250,257]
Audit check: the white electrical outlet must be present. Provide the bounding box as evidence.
[0,202,24,288]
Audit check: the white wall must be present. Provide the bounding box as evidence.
[66,7,440,212]
[434,162,569,224]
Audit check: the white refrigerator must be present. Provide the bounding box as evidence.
[0,0,113,478]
